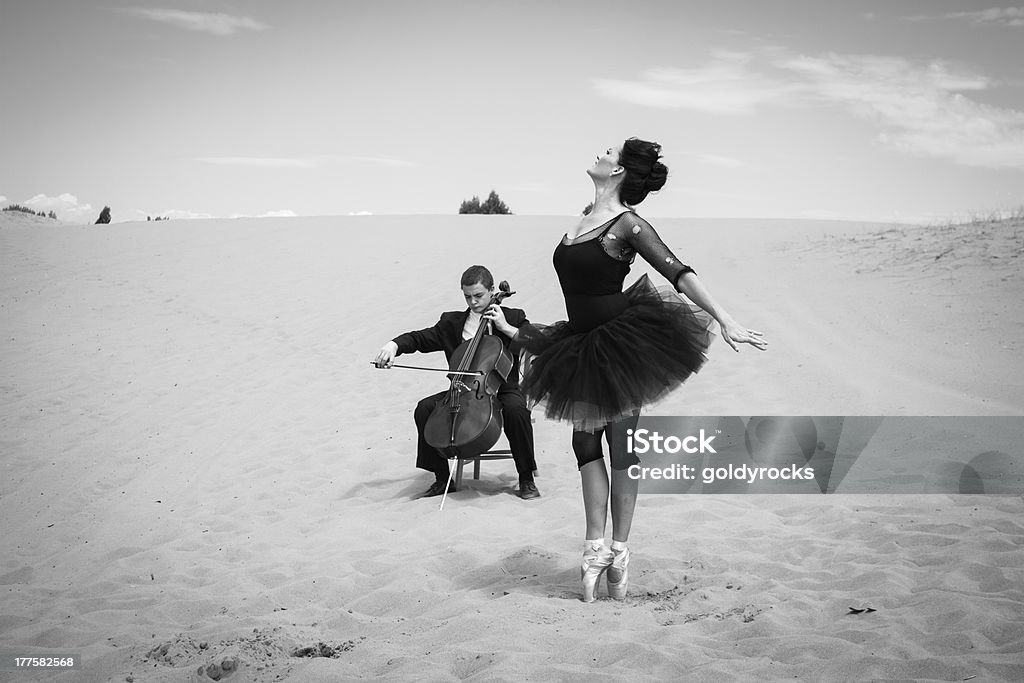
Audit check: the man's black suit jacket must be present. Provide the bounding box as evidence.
[392,307,529,389]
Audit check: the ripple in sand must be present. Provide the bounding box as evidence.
[0,566,34,585]
[893,533,960,548]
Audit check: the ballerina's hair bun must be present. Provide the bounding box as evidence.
[618,137,669,206]
[645,161,668,193]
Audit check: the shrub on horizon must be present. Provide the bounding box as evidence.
[1,205,58,219]
[459,190,512,215]
[459,196,481,214]
[95,206,111,224]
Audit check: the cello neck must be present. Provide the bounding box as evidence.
[456,281,514,374]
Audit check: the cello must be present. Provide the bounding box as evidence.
[423,280,516,459]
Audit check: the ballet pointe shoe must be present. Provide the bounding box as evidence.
[581,543,613,603]
[606,548,630,600]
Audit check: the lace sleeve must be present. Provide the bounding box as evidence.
[601,212,695,288]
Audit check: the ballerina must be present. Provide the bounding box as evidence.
[515,138,767,601]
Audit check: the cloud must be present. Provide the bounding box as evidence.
[593,51,802,115]
[117,8,268,35]
[0,195,7,203]
[950,8,1024,26]
[23,193,96,222]
[780,53,1024,170]
[196,157,318,168]
[594,50,1024,170]
[909,8,1024,27]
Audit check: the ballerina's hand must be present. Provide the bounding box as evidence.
[720,321,767,352]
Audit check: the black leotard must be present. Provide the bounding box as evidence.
[553,211,694,332]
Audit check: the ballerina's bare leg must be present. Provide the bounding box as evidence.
[575,431,610,540]
[575,412,641,541]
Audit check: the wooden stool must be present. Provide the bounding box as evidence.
[453,449,514,488]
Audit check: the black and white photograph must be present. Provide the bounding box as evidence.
[2,1,1022,681]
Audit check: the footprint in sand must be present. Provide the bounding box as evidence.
[195,656,239,681]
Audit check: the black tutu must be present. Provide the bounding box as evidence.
[515,275,715,431]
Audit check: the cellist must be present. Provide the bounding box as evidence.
[373,265,540,500]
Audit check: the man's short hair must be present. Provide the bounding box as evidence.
[461,265,494,289]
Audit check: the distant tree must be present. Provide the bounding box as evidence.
[459,196,482,214]
[48,210,57,219]
[459,190,511,215]
[480,190,511,215]
[96,206,111,224]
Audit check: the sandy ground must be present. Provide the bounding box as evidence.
[1,211,1022,681]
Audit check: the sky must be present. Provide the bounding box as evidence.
[1,0,1023,223]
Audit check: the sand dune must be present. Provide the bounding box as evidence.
[1,212,1022,681]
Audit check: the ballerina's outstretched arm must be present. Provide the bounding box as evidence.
[676,272,767,352]
[614,213,767,353]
